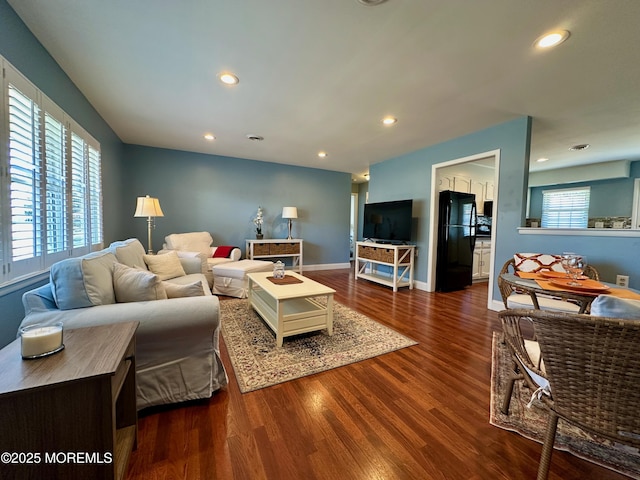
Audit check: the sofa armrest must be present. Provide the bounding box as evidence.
[19,295,221,369]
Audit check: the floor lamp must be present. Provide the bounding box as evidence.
[282,207,298,240]
[134,195,164,254]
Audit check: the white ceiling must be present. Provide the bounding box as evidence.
[8,0,640,182]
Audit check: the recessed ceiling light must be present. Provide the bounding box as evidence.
[382,116,397,126]
[246,134,264,141]
[218,72,239,85]
[534,30,570,49]
[536,157,549,163]
[318,151,328,158]
[357,0,388,5]
[569,143,590,151]
[203,133,215,141]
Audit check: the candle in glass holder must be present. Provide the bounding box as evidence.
[20,323,64,359]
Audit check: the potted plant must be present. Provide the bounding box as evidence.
[253,206,264,239]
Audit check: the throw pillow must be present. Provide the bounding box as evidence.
[163,281,205,298]
[212,245,236,258]
[591,295,640,320]
[113,263,168,303]
[50,251,117,310]
[513,253,564,273]
[144,251,186,280]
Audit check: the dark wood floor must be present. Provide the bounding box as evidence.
[125,269,627,480]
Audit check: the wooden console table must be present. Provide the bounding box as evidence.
[246,238,303,273]
[355,241,415,292]
[0,322,138,480]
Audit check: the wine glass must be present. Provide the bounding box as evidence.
[566,255,587,286]
[560,252,576,278]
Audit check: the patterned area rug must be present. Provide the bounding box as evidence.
[490,332,640,478]
[220,299,417,393]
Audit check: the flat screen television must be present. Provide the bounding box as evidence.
[362,199,413,243]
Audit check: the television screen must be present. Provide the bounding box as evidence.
[363,199,413,242]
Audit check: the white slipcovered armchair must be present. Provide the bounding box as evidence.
[160,232,241,287]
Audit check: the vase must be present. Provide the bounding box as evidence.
[256,233,263,239]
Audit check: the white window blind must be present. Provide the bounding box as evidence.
[541,187,590,228]
[1,57,103,285]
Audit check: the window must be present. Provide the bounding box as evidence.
[541,187,590,228]
[1,57,102,285]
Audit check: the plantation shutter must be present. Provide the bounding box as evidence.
[70,131,88,251]
[7,78,43,276]
[44,106,68,256]
[88,144,102,246]
[541,187,590,228]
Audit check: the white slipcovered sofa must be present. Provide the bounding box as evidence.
[160,231,242,287]
[19,238,227,410]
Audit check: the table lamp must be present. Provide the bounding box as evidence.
[282,207,298,240]
[134,195,164,253]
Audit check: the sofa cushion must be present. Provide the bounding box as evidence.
[164,232,213,257]
[113,263,168,303]
[109,238,147,269]
[591,295,640,319]
[163,281,205,299]
[144,251,186,280]
[514,253,565,273]
[50,250,117,310]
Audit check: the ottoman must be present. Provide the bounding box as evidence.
[212,259,273,298]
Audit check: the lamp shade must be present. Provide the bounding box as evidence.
[134,195,164,218]
[282,207,298,219]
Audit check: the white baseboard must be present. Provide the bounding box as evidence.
[301,262,352,271]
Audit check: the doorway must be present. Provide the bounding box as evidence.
[426,150,500,309]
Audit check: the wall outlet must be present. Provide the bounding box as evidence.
[616,275,630,288]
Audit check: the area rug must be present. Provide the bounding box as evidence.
[490,331,640,478]
[220,299,417,393]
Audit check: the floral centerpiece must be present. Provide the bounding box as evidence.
[253,206,264,239]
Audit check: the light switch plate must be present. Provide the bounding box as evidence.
[613,221,624,229]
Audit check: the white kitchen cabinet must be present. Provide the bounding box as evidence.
[473,240,491,280]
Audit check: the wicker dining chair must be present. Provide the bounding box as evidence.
[501,309,640,480]
[498,310,549,416]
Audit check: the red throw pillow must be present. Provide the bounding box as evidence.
[212,246,236,258]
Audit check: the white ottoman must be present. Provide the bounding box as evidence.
[212,259,273,298]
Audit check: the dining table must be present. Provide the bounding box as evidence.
[499,271,640,314]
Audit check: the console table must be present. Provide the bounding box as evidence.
[0,322,138,480]
[355,241,415,292]
[246,238,303,273]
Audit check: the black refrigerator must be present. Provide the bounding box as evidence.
[436,190,477,292]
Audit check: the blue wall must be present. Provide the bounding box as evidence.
[369,116,532,300]
[120,145,352,267]
[529,161,640,219]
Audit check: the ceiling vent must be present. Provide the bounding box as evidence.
[357,0,388,5]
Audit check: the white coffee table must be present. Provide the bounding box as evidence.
[247,271,335,347]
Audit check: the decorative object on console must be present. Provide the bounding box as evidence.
[134,195,164,253]
[253,206,264,239]
[282,206,298,240]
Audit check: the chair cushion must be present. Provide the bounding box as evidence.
[514,253,565,273]
[507,293,581,313]
[144,251,186,280]
[113,263,167,303]
[164,232,213,257]
[591,295,640,320]
[523,339,550,392]
[50,250,117,310]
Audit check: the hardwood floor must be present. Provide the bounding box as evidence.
[125,269,627,480]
